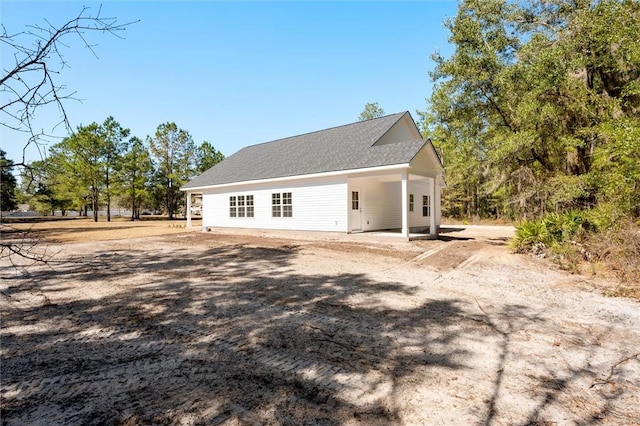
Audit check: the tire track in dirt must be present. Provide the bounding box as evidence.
[2,298,408,424]
[164,302,398,402]
[457,253,481,270]
[1,325,167,384]
[381,241,449,273]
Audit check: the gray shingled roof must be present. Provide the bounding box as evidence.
[182,111,427,189]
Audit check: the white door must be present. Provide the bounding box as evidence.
[350,189,362,232]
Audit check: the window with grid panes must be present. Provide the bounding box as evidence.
[422,195,431,217]
[229,196,237,217]
[282,192,292,217]
[237,195,245,217]
[246,195,254,217]
[272,193,281,217]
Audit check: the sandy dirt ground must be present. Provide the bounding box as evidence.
[1,221,639,425]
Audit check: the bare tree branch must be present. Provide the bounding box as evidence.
[0,224,57,268]
[0,5,138,166]
[0,6,137,264]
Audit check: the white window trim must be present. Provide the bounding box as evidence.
[246,195,254,218]
[230,194,254,218]
[272,192,292,218]
[229,196,237,218]
[422,195,431,217]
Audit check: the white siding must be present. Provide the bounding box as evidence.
[198,167,441,234]
[201,177,348,232]
[409,143,441,177]
[349,177,397,231]
[408,142,443,229]
[408,180,433,229]
[347,176,436,231]
[374,115,422,146]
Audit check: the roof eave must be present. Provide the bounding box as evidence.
[181,163,411,192]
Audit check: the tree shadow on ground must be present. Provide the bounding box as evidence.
[1,237,637,425]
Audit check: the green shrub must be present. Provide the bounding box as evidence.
[512,210,596,254]
[510,219,550,253]
[511,209,639,297]
[584,204,623,232]
[561,210,586,239]
[542,212,565,242]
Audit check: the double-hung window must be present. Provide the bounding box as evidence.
[422,195,431,217]
[272,193,281,217]
[229,196,237,217]
[282,192,292,217]
[272,192,292,217]
[237,195,245,217]
[409,194,414,212]
[230,195,254,218]
[246,195,254,218]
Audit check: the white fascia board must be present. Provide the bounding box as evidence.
[180,163,410,192]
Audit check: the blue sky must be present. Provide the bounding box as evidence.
[1,1,457,166]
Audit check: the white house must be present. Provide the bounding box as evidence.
[181,112,444,238]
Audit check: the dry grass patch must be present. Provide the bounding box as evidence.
[6,218,201,243]
[585,223,640,299]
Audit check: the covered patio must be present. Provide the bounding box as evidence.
[346,168,443,239]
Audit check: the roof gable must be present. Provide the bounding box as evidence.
[409,140,444,175]
[183,112,430,189]
[373,113,422,146]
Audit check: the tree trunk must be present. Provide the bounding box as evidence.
[167,184,173,220]
[106,167,111,222]
[131,187,135,221]
[167,176,178,220]
[92,186,99,222]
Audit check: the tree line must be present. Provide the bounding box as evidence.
[3,1,638,227]
[420,0,639,223]
[11,117,223,221]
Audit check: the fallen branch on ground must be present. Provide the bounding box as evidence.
[590,353,640,388]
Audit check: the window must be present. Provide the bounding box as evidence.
[230,195,253,218]
[246,195,254,218]
[282,192,292,217]
[229,196,237,217]
[272,193,281,217]
[272,192,292,217]
[423,195,431,217]
[351,191,359,210]
[238,195,245,217]
[409,194,414,212]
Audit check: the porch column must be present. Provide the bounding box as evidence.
[401,171,409,238]
[429,177,437,238]
[186,192,192,228]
